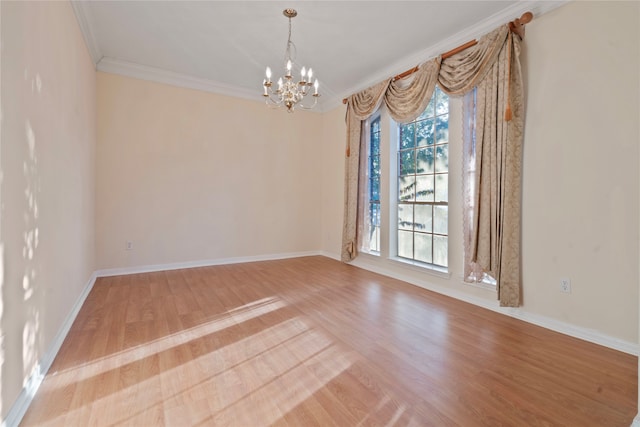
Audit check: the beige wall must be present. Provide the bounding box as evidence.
[521,1,638,343]
[96,73,322,270]
[0,1,96,419]
[320,1,640,345]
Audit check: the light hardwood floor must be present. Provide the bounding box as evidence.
[21,256,637,426]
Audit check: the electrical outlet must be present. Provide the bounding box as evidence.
[126,241,133,251]
[560,278,571,293]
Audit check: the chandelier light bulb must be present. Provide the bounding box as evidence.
[307,68,313,80]
[265,67,272,81]
[314,79,319,95]
[286,60,292,77]
[301,67,306,80]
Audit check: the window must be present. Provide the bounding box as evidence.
[363,115,381,253]
[397,87,449,267]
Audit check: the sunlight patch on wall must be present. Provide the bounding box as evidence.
[22,120,39,302]
[21,76,42,406]
[22,310,40,390]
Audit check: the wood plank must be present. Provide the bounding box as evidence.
[20,256,637,426]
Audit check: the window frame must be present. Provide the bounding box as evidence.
[361,112,382,255]
[393,87,450,271]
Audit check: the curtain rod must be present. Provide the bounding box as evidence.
[342,11,533,105]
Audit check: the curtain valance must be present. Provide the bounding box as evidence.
[341,23,524,307]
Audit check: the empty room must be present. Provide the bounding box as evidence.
[1,0,639,426]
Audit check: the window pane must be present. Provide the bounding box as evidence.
[398,204,414,230]
[435,174,448,202]
[416,147,434,174]
[398,230,413,259]
[370,203,380,227]
[372,118,380,134]
[435,144,448,173]
[415,175,434,202]
[371,175,380,201]
[420,97,435,119]
[371,154,380,178]
[414,233,432,264]
[369,202,380,252]
[436,88,449,115]
[436,114,449,143]
[399,150,415,175]
[433,235,448,267]
[400,123,415,149]
[371,132,380,156]
[395,89,448,268]
[416,119,434,147]
[434,205,448,235]
[371,226,380,252]
[399,176,416,202]
[363,116,381,255]
[414,204,432,233]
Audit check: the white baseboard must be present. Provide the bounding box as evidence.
[2,272,97,427]
[319,250,341,262]
[632,414,640,427]
[96,250,323,277]
[349,256,639,356]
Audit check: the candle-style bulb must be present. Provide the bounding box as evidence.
[277,78,283,89]
[301,67,306,80]
[286,60,292,71]
[307,68,313,80]
[314,79,319,94]
[265,67,272,80]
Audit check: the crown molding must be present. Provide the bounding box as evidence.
[97,57,266,103]
[97,57,330,112]
[70,0,102,65]
[75,0,567,113]
[322,0,569,111]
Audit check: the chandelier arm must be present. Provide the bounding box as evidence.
[297,96,319,110]
[265,90,284,106]
[297,103,317,111]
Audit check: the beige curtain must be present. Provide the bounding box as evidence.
[341,61,442,262]
[438,26,523,306]
[341,24,524,307]
[462,90,486,283]
[341,80,389,261]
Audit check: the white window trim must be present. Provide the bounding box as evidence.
[388,255,451,279]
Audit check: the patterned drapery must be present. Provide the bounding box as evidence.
[341,24,524,307]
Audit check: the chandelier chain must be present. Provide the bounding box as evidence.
[285,16,296,65]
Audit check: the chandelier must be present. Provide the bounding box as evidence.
[262,8,319,112]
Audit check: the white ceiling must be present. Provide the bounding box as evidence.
[71,1,563,110]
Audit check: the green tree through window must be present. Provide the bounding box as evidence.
[397,87,449,267]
